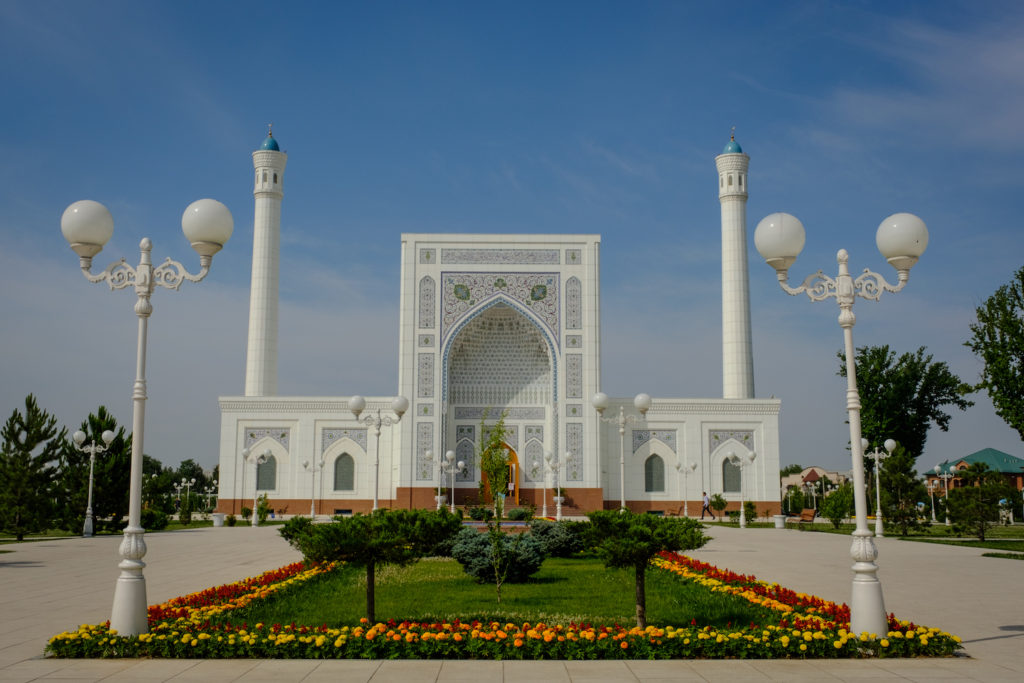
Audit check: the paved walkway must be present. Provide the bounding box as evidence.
[1,523,1021,682]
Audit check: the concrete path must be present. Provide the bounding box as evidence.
[1,523,1021,682]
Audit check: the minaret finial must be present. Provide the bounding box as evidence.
[267,123,274,138]
[730,125,736,141]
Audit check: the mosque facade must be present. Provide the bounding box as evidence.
[215,133,782,517]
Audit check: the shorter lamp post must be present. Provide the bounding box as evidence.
[927,480,937,522]
[72,429,115,537]
[532,455,549,519]
[674,457,698,517]
[349,395,409,511]
[243,448,269,527]
[934,465,954,526]
[303,460,324,517]
[727,450,756,527]
[547,450,571,521]
[204,481,217,513]
[592,392,652,510]
[434,450,465,513]
[181,477,196,510]
[173,482,184,506]
[862,438,895,537]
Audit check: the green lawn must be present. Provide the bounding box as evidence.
[220,556,777,628]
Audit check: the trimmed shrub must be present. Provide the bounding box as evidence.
[743,501,757,522]
[528,519,584,557]
[451,527,546,583]
[468,506,494,521]
[141,509,169,531]
[226,514,237,527]
[506,507,532,521]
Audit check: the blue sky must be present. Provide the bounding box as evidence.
[2,0,1022,476]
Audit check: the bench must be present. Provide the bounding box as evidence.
[791,508,816,526]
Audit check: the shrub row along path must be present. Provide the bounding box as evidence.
[0,523,1021,682]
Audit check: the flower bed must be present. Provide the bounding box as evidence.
[46,553,960,659]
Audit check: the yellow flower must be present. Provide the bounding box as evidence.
[880,639,889,647]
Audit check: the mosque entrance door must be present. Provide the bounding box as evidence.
[481,443,520,506]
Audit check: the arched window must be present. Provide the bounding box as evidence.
[334,453,354,491]
[256,455,277,491]
[722,459,740,493]
[645,454,665,493]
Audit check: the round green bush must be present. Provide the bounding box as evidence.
[528,519,584,557]
[506,507,532,521]
[451,527,546,583]
[140,509,169,531]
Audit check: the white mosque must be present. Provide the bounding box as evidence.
[215,132,782,517]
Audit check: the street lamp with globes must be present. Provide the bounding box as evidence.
[753,210,927,637]
[934,465,954,526]
[434,450,465,513]
[592,392,651,511]
[727,450,756,527]
[674,457,697,517]
[348,395,409,511]
[863,438,896,537]
[61,197,232,636]
[303,460,324,517]
[72,429,115,537]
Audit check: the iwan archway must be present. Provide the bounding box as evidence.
[442,298,557,503]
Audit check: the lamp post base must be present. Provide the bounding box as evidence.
[109,528,149,636]
[849,533,888,637]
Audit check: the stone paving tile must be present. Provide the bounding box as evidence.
[302,659,382,683]
[438,659,503,681]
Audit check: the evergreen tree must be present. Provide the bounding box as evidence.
[879,444,928,536]
[947,463,1014,541]
[0,395,64,540]
[585,510,708,628]
[55,406,130,533]
[966,266,1024,440]
[819,482,854,529]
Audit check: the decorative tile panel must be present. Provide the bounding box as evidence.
[566,334,582,349]
[455,437,475,482]
[418,276,435,329]
[523,438,544,483]
[321,428,367,454]
[633,429,677,455]
[416,422,433,480]
[419,249,435,264]
[417,403,434,417]
[565,249,581,265]
[454,407,546,420]
[709,430,753,454]
[565,354,583,399]
[244,428,290,451]
[565,276,582,329]
[419,334,433,347]
[417,353,434,398]
[524,425,544,442]
[441,272,559,344]
[565,423,583,481]
[565,404,583,418]
[441,249,560,264]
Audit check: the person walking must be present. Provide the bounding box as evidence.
[701,491,715,520]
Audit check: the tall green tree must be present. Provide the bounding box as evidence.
[780,463,803,477]
[585,510,708,628]
[839,345,973,461]
[878,444,928,536]
[281,508,462,622]
[0,395,64,540]
[55,406,130,533]
[477,410,511,519]
[947,463,1014,541]
[966,266,1024,440]
[819,482,854,529]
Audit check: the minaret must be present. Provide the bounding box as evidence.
[244,128,287,396]
[715,132,754,399]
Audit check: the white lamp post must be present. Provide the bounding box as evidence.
[727,450,756,527]
[72,429,115,537]
[863,438,896,537]
[181,477,196,509]
[204,481,217,513]
[754,210,927,637]
[927,480,938,522]
[349,395,409,511]
[532,454,549,519]
[434,450,465,513]
[61,197,232,636]
[548,450,571,520]
[243,448,270,527]
[674,457,698,517]
[303,460,324,517]
[592,392,651,511]
[933,465,954,526]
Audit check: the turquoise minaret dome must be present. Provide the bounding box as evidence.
[259,132,280,151]
[722,134,742,154]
